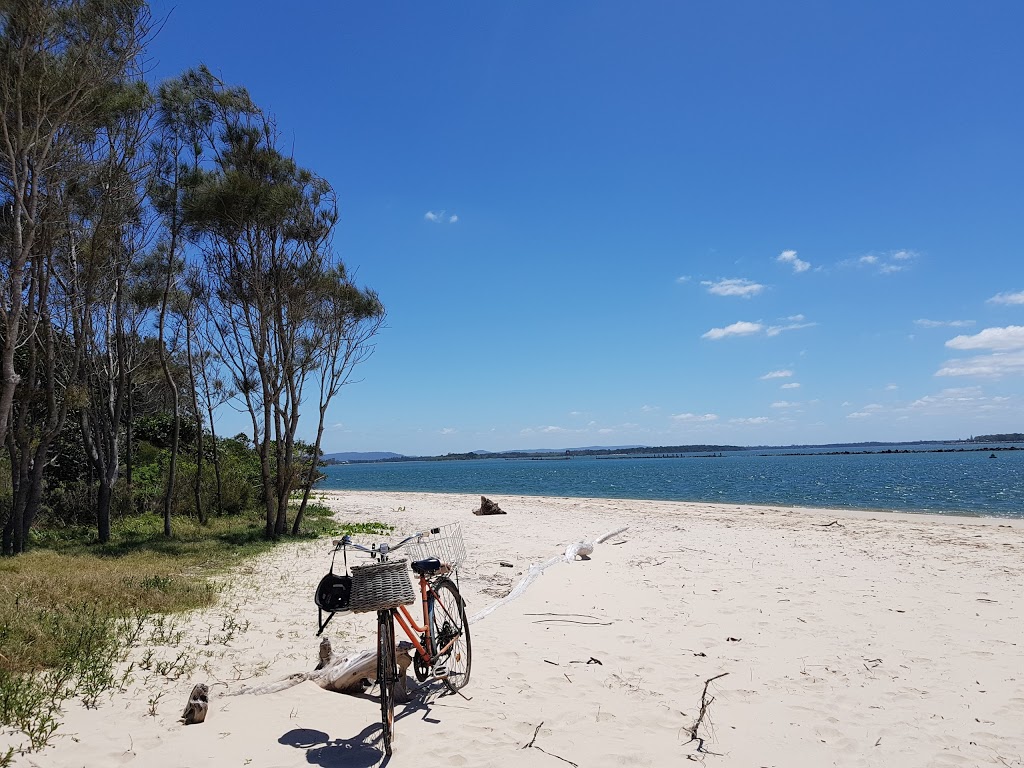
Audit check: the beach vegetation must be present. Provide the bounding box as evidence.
[0,512,387,755]
[0,0,384,555]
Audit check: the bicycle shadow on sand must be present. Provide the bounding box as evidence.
[279,685,448,768]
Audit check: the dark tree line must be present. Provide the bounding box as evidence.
[0,0,384,553]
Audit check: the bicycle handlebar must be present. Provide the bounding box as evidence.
[332,527,442,559]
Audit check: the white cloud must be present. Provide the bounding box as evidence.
[850,249,918,274]
[672,412,718,422]
[676,275,691,284]
[911,386,998,410]
[640,405,660,413]
[945,326,1024,351]
[847,411,872,419]
[936,351,1024,378]
[701,278,765,299]
[766,318,816,336]
[885,384,899,391]
[706,317,814,341]
[730,416,769,424]
[771,401,798,409]
[915,319,975,328]
[702,321,763,340]
[439,427,457,434]
[988,291,1024,305]
[781,382,801,389]
[424,210,458,224]
[777,249,810,273]
[760,369,793,380]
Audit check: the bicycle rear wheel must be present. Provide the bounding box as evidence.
[377,609,397,756]
[430,578,471,692]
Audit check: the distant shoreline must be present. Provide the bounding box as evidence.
[323,438,1022,465]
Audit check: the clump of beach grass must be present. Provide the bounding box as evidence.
[0,509,390,757]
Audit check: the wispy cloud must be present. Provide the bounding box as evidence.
[730,416,769,425]
[676,275,691,284]
[702,321,763,340]
[671,412,718,422]
[777,249,810,273]
[705,316,814,341]
[424,210,458,223]
[988,291,1024,305]
[946,326,1024,352]
[640,405,660,413]
[760,369,793,380]
[910,386,1016,413]
[936,351,1024,378]
[780,382,801,389]
[915,319,975,328]
[439,427,457,435]
[771,401,799,409]
[701,278,765,299]
[848,249,918,274]
[766,314,816,337]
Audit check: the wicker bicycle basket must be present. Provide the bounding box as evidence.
[408,522,467,574]
[348,559,416,613]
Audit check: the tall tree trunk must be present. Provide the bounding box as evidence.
[184,310,205,523]
[96,480,112,545]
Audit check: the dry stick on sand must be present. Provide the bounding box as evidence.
[521,721,579,767]
[685,672,730,756]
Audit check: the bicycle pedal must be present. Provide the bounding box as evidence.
[431,663,449,679]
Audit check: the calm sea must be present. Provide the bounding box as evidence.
[318,444,1024,519]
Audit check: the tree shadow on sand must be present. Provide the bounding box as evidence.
[279,684,448,768]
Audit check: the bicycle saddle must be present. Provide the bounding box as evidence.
[410,557,442,575]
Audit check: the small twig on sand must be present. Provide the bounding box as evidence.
[521,721,580,767]
[685,672,730,755]
[815,520,843,527]
[532,619,613,626]
[523,722,543,749]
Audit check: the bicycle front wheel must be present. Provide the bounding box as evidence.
[430,578,472,692]
[377,609,397,756]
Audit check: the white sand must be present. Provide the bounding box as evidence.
[8,491,1024,767]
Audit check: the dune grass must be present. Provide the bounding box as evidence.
[0,503,392,758]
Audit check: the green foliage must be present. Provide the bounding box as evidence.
[133,413,198,449]
[0,507,391,753]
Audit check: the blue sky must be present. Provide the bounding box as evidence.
[148,1,1024,455]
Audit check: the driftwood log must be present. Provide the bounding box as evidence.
[314,640,416,702]
[474,496,506,515]
[181,683,209,724]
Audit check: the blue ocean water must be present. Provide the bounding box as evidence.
[318,444,1024,519]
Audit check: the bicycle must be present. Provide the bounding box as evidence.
[314,523,472,757]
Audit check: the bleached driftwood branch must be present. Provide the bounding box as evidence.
[469,525,628,624]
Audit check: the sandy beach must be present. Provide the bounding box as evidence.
[10,491,1024,767]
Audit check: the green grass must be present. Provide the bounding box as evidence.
[0,508,393,757]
